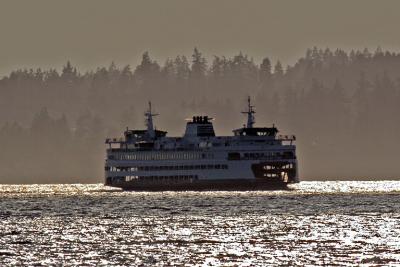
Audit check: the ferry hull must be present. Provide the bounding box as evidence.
[106,178,289,191]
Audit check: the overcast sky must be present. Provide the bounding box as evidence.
[1,0,399,76]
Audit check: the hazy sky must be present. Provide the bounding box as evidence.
[1,0,399,76]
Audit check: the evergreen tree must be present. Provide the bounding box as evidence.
[190,48,207,80]
[174,55,190,96]
[134,52,161,96]
[273,60,284,78]
[260,57,272,87]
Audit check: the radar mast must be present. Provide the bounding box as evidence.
[145,101,158,138]
[241,96,255,128]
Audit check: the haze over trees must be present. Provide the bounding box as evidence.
[0,47,399,183]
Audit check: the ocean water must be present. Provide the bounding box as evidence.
[0,181,399,266]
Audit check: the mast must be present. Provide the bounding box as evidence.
[144,101,158,138]
[241,96,255,128]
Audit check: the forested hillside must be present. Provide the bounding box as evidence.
[1,47,399,183]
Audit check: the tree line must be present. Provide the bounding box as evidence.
[0,47,399,183]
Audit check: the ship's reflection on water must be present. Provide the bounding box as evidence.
[0,181,400,266]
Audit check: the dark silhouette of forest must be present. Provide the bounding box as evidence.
[0,47,399,183]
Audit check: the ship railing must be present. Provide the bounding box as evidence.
[105,137,125,144]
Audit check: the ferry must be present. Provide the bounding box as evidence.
[105,97,298,190]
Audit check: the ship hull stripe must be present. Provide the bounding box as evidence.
[105,178,290,191]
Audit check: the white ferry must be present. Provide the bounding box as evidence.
[105,97,298,190]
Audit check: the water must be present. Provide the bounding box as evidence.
[0,181,399,266]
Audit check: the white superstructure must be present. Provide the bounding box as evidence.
[105,97,298,190]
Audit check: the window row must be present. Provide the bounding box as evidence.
[125,175,198,182]
[262,163,295,170]
[108,152,214,161]
[243,151,293,159]
[106,164,229,172]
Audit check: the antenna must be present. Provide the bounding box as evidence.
[241,96,255,128]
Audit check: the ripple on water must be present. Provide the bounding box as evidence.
[0,181,399,265]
